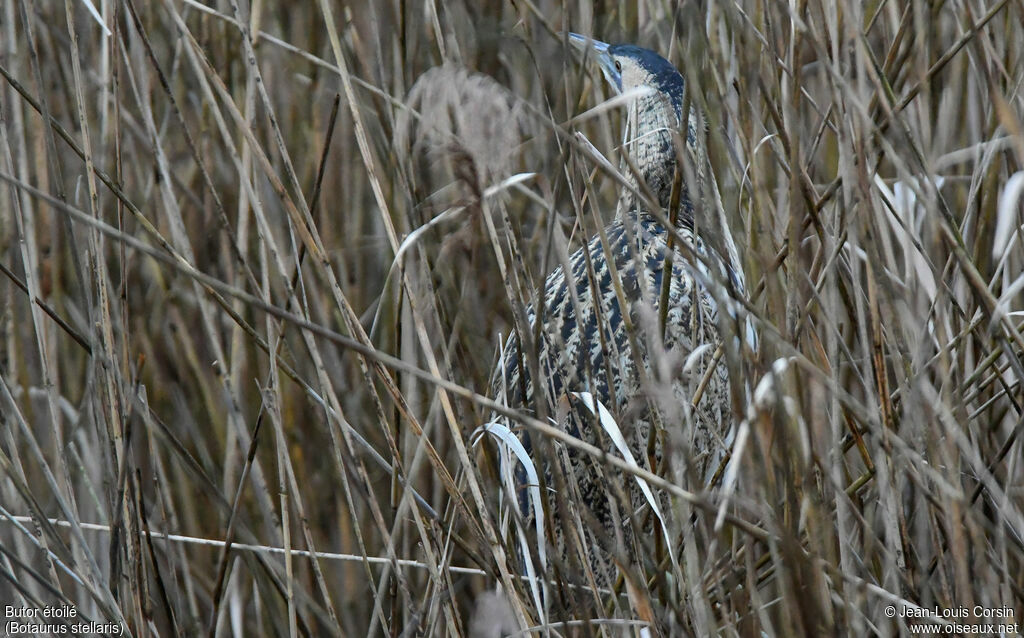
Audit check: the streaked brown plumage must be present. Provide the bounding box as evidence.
[491,36,747,586]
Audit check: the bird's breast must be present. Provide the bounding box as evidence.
[494,215,727,414]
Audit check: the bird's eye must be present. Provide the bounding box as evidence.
[614,60,623,72]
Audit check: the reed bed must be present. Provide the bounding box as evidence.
[1,0,1023,635]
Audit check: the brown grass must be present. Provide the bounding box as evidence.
[1,0,1022,635]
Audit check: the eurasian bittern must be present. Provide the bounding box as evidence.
[491,34,747,585]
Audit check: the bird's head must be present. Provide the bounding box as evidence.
[568,34,685,122]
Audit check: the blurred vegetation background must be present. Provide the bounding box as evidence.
[1,0,1023,635]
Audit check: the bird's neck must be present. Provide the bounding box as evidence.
[617,91,694,229]
[616,92,748,299]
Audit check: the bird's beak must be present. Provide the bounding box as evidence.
[567,33,622,93]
